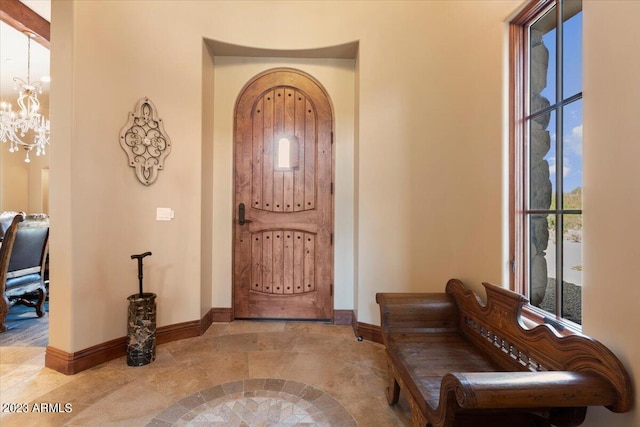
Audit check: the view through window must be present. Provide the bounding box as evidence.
[513,0,583,325]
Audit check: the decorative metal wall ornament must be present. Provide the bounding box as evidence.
[119,98,171,185]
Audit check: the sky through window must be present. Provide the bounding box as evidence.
[541,12,583,194]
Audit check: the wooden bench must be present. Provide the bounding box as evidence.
[376,279,632,427]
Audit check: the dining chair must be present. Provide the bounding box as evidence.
[0,211,23,242]
[0,213,50,333]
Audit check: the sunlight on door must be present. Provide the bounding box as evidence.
[275,135,299,170]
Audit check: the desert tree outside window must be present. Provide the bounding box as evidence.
[510,0,583,325]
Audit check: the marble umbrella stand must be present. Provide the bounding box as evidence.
[127,252,156,367]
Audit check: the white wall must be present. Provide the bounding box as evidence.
[583,1,640,425]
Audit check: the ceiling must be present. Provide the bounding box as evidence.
[0,0,50,106]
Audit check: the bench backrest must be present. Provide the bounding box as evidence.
[446,279,632,413]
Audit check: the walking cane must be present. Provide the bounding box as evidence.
[131,251,152,297]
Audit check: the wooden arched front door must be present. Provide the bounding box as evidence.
[233,69,334,320]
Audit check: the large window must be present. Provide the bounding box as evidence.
[510,0,583,325]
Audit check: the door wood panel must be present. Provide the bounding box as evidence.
[233,69,333,319]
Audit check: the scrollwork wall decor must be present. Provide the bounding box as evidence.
[119,98,171,185]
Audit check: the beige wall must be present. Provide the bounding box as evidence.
[200,43,215,319]
[0,148,29,211]
[51,0,513,351]
[0,150,49,214]
[583,1,640,425]
[27,155,50,215]
[48,0,640,423]
[0,101,50,214]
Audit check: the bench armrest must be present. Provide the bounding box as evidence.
[442,371,619,410]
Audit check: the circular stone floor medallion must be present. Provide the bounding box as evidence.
[147,378,357,427]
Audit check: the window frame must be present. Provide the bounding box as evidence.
[509,0,583,331]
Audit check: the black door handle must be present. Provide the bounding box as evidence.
[238,203,252,225]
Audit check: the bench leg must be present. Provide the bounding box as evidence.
[384,360,430,426]
[408,394,429,427]
[386,373,401,405]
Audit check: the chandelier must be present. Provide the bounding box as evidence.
[0,31,50,163]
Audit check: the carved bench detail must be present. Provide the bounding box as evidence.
[464,316,547,372]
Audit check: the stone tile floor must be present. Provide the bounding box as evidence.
[148,378,356,426]
[0,321,413,426]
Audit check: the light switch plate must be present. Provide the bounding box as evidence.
[156,208,174,221]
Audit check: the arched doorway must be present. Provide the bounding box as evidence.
[233,68,334,320]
